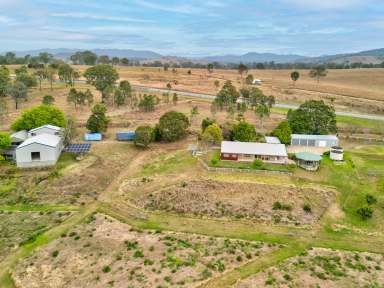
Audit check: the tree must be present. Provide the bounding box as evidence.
[272,120,292,144]
[233,121,256,142]
[201,117,216,131]
[0,66,10,96]
[114,88,125,106]
[7,82,28,109]
[138,94,157,112]
[290,71,300,86]
[84,65,119,103]
[207,63,214,73]
[34,69,46,90]
[238,63,248,80]
[158,111,189,142]
[134,125,154,148]
[111,57,120,66]
[255,103,270,128]
[42,95,55,105]
[11,104,66,131]
[58,63,77,87]
[202,123,223,145]
[245,74,254,85]
[172,93,178,105]
[288,100,337,134]
[0,98,7,124]
[67,88,93,109]
[0,132,11,149]
[38,52,53,64]
[119,80,133,106]
[120,58,129,66]
[309,65,328,83]
[98,55,110,64]
[15,68,38,88]
[46,66,57,90]
[86,103,109,133]
[214,80,240,110]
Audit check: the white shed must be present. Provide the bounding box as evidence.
[28,125,63,137]
[15,134,63,168]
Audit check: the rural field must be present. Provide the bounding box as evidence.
[1,63,384,288]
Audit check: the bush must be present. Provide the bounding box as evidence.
[357,207,373,220]
[366,194,377,205]
[158,111,189,142]
[303,204,312,213]
[134,250,144,258]
[210,152,220,166]
[51,250,59,257]
[251,159,263,169]
[273,201,292,211]
[134,125,154,148]
[102,265,111,273]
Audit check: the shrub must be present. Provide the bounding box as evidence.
[134,125,154,148]
[366,194,377,205]
[102,265,111,273]
[303,204,312,213]
[273,201,292,211]
[357,207,373,220]
[133,250,144,258]
[52,250,59,257]
[252,159,263,169]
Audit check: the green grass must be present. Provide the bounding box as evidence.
[336,115,384,131]
[140,151,197,177]
[0,204,79,212]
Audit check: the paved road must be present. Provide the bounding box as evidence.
[133,85,384,121]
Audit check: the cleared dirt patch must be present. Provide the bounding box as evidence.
[236,247,384,288]
[0,211,72,262]
[136,180,334,225]
[12,213,278,288]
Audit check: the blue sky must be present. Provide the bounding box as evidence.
[0,0,383,56]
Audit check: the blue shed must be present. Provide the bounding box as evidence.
[84,133,102,141]
[116,132,136,141]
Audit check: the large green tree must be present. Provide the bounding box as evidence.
[214,80,239,110]
[287,100,337,134]
[0,65,10,97]
[84,64,119,103]
[11,104,66,131]
[86,103,109,133]
[158,111,189,142]
[202,123,223,145]
[272,120,292,144]
[134,125,154,148]
[233,121,256,142]
[58,63,78,87]
[0,132,11,149]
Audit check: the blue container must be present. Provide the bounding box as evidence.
[116,132,136,141]
[84,133,102,141]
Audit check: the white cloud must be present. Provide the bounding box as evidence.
[281,0,364,10]
[51,12,154,23]
[0,15,18,25]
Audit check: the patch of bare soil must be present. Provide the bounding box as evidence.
[236,247,384,288]
[12,214,277,288]
[136,180,334,225]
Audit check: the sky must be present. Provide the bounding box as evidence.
[0,0,383,56]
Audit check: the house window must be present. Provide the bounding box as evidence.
[31,152,41,161]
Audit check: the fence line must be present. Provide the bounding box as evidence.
[198,159,292,175]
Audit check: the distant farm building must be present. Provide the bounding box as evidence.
[15,133,64,168]
[220,141,288,164]
[291,134,338,148]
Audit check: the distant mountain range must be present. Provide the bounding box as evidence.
[7,48,384,64]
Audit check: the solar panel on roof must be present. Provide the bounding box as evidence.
[64,143,92,154]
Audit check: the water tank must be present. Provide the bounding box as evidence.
[330,146,343,161]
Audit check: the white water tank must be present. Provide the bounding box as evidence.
[330,146,343,161]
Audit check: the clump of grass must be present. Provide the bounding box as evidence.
[102,265,111,273]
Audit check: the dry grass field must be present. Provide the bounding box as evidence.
[236,247,384,288]
[12,213,278,288]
